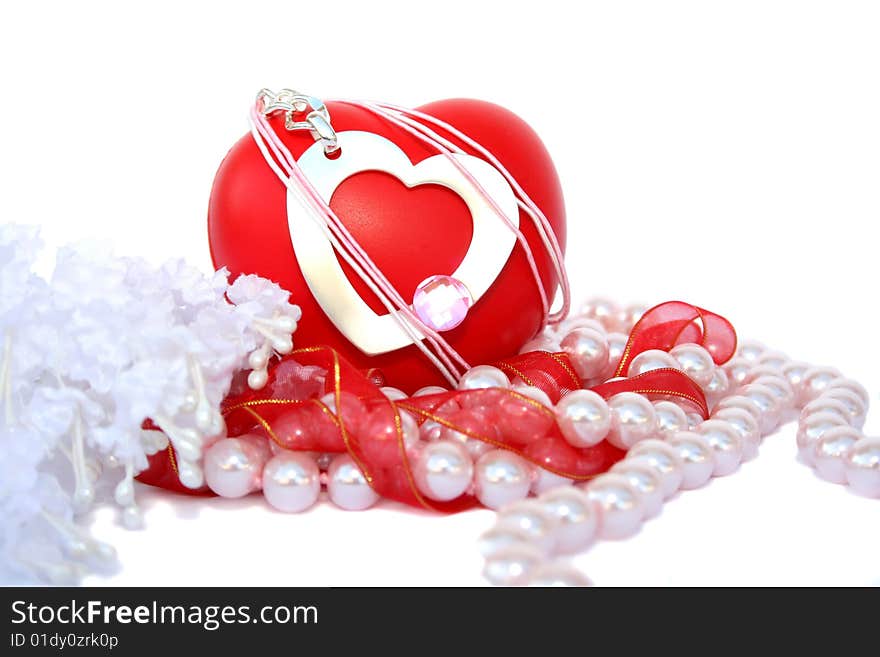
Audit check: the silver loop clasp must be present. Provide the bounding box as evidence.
[256,88,339,155]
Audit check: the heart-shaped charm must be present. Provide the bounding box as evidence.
[292,130,519,355]
[209,98,566,391]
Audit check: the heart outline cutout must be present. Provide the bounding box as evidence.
[289,130,519,355]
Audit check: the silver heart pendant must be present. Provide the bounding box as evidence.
[289,130,519,356]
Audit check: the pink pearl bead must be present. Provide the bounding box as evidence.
[412,274,473,331]
[652,401,689,437]
[800,367,841,405]
[821,388,867,427]
[695,420,743,476]
[519,336,562,354]
[560,327,610,381]
[555,390,612,448]
[669,344,715,387]
[713,395,762,424]
[579,297,622,332]
[825,378,870,408]
[800,398,851,425]
[813,426,862,483]
[781,361,810,401]
[724,357,753,387]
[755,350,789,370]
[204,437,266,498]
[797,412,848,463]
[606,392,657,450]
[600,332,630,380]
[736,340,766,362]
[413,440,474,501]
[846,438,880,498]
[739,383,782,434]
[627,349,679,377]
[584,473,643,539]
[713,407,761,461]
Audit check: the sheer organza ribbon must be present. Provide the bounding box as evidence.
[137,301,736,511]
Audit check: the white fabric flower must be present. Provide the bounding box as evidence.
[0,224,300,584]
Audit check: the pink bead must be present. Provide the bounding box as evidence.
[412,275,473,331]
[560,327,610,381]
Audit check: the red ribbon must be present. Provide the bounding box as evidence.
[137,301,736,509]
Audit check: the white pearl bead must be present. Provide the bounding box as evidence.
[739,383,782,434]
[800,366,841,404]
[626,439,685,498]
[559,316,605,336]
[755,350,789,370]
[704,368,730,401]
[204,437,264,498]
[560,327,610,380]
[474,450,532,510]
[825,378,870,409]
[821,388,866,427]
[800,398,851,425]
[512,383,553,409]
[496,500,560,554]
[618,304,647,332]
[653,400,689,437]
[380,386,408,401]
[555,390,612,448]
[531,468,574,495]
[610,460,664,518]
[724,358,753,387]
[262,453,321,513]
[796,411,848,462]
[580,297,621,331]
[712,407,761,461]
[737,340,765,362]
[813,426,862,484]
[713,395,762,424]
[584,473,643,539]
[420,419,444,442]
[413,385,448,397]
[670,343,715,387]
[458,365,509,391]
[753,374,795,410]
[538,487,598,553]
[845,438,880,498]
[412,440,473,502]
[327,454,379,510]
[627,349,679,377]
[695,420,743,476]
[606,392,657,450]
[781,361,810,400]
[483,544,544,586]
[520,336,561,353]
[527,562,594,587]
[605,332,629,377]
[667,432,715,489]
[478,526,534,558]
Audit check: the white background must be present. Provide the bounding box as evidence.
[2,1,878,585]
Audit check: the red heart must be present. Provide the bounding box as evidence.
[208,98,567,391]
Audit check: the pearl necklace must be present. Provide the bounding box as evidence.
[476,299,876,586]
[202,297,876,586]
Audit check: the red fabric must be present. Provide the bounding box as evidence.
[137,301,735,511]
